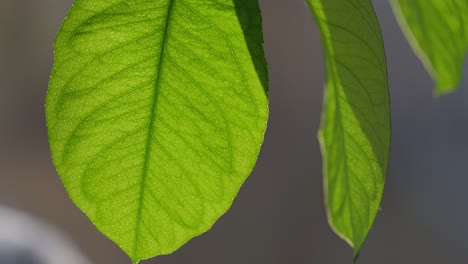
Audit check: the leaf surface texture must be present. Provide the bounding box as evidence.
[306,0,390,257]
[46,0,268,262]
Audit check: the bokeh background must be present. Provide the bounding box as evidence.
[1,0,468,263]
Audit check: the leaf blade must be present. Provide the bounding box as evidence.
[46,0,268,263]
[392,0,468,94]
[306,0,391,256]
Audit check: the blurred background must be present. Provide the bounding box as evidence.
[1,0,467,263]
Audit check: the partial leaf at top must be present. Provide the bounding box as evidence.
[306,0,391,259]
[46,0,268,263]
[392,0,468,94]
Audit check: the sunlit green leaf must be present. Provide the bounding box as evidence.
[306,0,390,258]
[392,0,468,94]
[46,1,268,263]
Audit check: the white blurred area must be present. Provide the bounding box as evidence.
[0,206,91,264]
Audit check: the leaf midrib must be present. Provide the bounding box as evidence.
[134,0,176,259]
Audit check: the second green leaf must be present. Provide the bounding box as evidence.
[307,0,391,258]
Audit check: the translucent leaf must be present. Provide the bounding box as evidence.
[46,1,268,263]
[306,0,391,258]
[392,0,468,94]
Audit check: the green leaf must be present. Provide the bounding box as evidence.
[46,1,268,263]
[306,0,390,258]
[392,0,468,94]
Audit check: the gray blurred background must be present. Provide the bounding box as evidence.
[1,0,468,263]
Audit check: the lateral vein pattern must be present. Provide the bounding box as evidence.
[307,0,390,257]
[46,0,268,263]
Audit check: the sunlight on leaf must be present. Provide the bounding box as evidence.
[46,0,268,263]
[306,0,391,259]
[392,0,468,94]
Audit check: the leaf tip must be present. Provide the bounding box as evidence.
[433,84,458,97]
[353,250,360,264]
